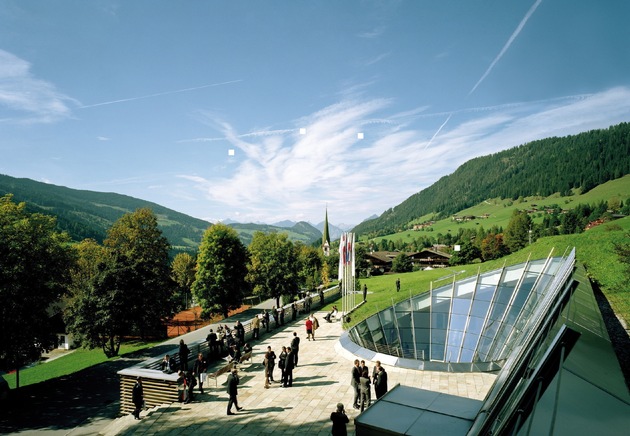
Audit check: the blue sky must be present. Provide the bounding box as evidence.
[2,1,630,226]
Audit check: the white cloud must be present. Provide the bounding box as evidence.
[0,50,76,124]
[178,87,630,225]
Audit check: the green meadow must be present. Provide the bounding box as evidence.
[372,175,630,245]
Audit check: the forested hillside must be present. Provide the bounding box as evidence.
[0,174,210,251]
[354,122,630,237]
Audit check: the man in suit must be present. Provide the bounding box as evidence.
[351,359,361,409]
[290,332,300,366]
[374,366,388,399]
[283,346,295,387]
[132,377,144,420]
[226,368,243,415]
[264,345,276,387]
[192,353,207,395]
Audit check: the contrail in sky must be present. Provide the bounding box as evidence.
[426,0,543,150]
[78,79,242,109]
[423,113,452,150]
[469,0,543,96]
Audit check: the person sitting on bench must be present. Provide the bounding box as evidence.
[324,305,339,323]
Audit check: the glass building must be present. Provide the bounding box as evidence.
[349,248,630,435]
[348,251,569,372]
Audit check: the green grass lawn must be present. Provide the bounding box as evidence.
[345,216,630,329]
[1,340,160,389]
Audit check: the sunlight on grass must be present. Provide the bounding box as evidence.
[2,340,160,389]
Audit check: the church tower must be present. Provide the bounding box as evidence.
[322,208,331,256]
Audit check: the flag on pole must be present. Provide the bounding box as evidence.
[338,233,346,280]
[350,232,355,277]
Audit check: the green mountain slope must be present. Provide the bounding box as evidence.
[372,175,630,245]
[0,174,210,251]
[354,122,630,237]
[0,175,323,250]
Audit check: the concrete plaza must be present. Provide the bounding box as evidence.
[101,310,496,435]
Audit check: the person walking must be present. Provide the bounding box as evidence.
[330,403,350,436]
[396,278,401,292]
[284,347,295,387]
[252,315,260,340]
[179,339,190,371]
[290,332,300,366]
[177,371,188,403]
[363,284,367,302]
[374,365,388,399]
[132,377,144,420]
[359,368,371,411]
[351,359,361,409]
[311,315,319,340]
[226,368,243,415]
[192,353,207,395]
[186,370,196,403]
[305,317,313,341]
[278,346,288,386]
[264,345,277,388]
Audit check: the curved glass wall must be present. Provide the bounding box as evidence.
[348,252,572,372]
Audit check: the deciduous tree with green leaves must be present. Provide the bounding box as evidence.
[65,209,175,357]
[192,223,250,319]
[247,232,299,308]
[295,242,322,292]
[171,252,197,312]
[0,195,76,387]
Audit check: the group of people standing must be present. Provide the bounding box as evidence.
[350,359,388,412]
[262,331,301,389]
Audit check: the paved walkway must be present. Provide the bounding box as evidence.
[100,311,496,436]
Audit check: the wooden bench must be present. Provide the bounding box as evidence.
[206,350,253,388]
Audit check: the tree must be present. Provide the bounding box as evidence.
[0,195,75,387]
[104,208,175,338]
[192,224,250,319]
[449,240,482,265]
[503,209,532,252]
[66,250,139,357]
[66,209,175,356]
[481,233,509,261]
[295,242,322,292]
[247,232,299,308]
[391,252,413,273]
[171,252,197,312]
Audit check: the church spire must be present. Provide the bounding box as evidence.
[322,208,331,256]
